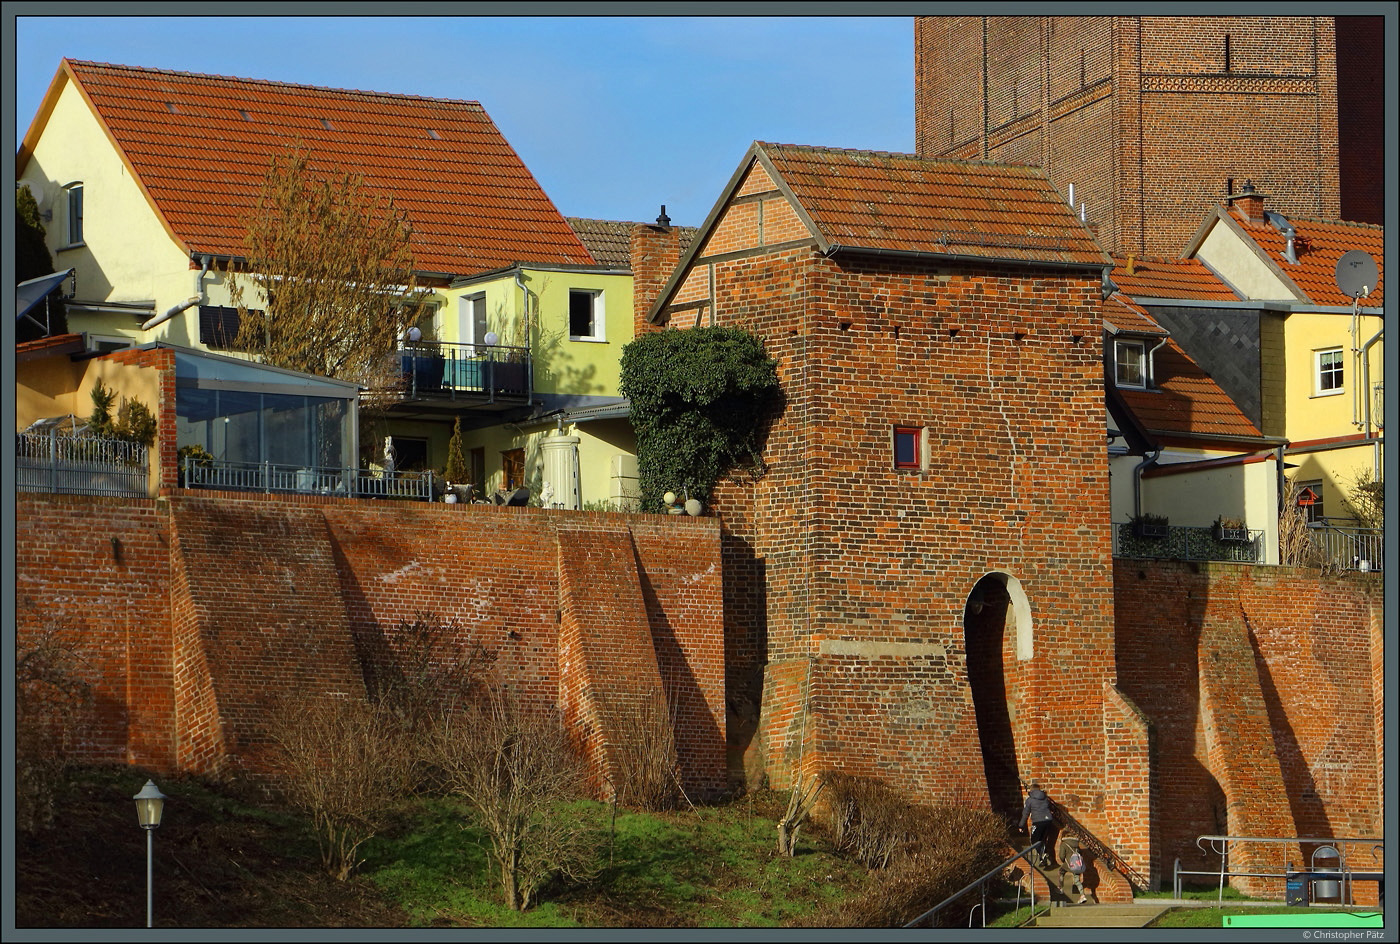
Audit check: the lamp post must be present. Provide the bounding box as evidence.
[133,780,167,928]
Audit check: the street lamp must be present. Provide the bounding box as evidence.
[133,780,167,928]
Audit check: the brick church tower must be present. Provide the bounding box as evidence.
[914,15,1383,256]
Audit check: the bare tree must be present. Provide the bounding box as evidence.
[1279,481,1322,569]
[432,690,600,910]
[607,692,683,811]
[264,693,416,881]
[227,147,426,388]
[1341,468,1384,529]
[16,620,94,832]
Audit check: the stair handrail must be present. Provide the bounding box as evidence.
[1015,778,1149,892]
[903,841,1046,929]
[1048,796,1149,891]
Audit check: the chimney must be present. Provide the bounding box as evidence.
[631,205,683,336]
[1226,179,1268,223]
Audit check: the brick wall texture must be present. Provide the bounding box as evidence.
[915,16,1381,256]
[16,493,727,799]
[15,498,1381,892]
[1114,559,1383,893]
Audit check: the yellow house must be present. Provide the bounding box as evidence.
[1109,184,1383,568]
[1182,184,1384,529]
[16,59,658,509]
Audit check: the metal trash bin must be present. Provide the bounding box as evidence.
[1311,845,1343,902]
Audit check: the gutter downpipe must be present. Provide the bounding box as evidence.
[1361,323,1384,478]
[1145,336,1168,387]
[141,254,212,331]
[1133,448,1162,521]
[516,269,533,406]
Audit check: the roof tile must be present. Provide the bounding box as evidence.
[1117,337,1263,440]
[1228,210,1384,307]
[57,60,594,277]
[759,143,1110,268]
[1110,256,1238,301]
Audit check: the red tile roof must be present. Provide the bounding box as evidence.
[1109,256,1238,301]
[1226,209,1385,307]
[758,143,1110,268]
[16,332,86,362]
[567,217,698,270]
[1117,337,1264,441]
[26,60,593,277]
[1103,293,1170,337]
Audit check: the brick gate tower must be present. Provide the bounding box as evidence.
[645,143,1154,884]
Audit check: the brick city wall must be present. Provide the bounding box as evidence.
[15,492,726,797]
[1114,559,1383,892]
[915,15,1350,256]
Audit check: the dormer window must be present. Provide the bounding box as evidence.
[1115,339,1147,387]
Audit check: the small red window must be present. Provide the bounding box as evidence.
[894,426,921,469]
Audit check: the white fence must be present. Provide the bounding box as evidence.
[183,458,434,501]
[16,432,149,497]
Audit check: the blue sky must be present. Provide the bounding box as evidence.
[12,14,914,227]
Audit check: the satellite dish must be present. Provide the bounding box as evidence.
[1335,249,1379,299]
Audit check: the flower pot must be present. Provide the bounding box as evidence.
[1133,522,1170,539]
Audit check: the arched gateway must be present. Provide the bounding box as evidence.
[963,571,1033,820]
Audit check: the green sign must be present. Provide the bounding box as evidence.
[1223,912,1384,928]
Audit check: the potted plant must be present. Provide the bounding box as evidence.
[1214,515,1250,542]
[1131,513,1170,539]
[177,443,215,487]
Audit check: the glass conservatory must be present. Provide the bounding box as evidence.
[173,348,360,489]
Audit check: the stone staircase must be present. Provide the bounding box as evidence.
[1033,903,1171,928]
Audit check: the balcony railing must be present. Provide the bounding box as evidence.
[1308,520,1384,573]
[1114,523,1265,564]
[16,432,149,498]
[398,341,530,400]
[183,457,435,501]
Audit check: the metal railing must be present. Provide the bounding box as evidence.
[1308,521,1384,573]
[399,341,530,400]
[16,432,149,497]
[1175,834,1384,904]
[1049,794,1149,892]
[1114,523,1265,564]
[903,842,1049,929]
[183,457,434,501]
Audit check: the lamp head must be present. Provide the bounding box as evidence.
[133,780,167,830]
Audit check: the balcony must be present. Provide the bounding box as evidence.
[1114,523,1266,564]
[1307,519,1384,574]
[396,341,530,402]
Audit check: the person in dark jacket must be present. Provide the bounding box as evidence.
[1019,781,1056,866]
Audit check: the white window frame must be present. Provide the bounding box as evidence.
[63,182,84,247]
[1115,339,1147,388]
[569,288,606,342]
[459,292,488,352]
[1314,347,1344,396]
